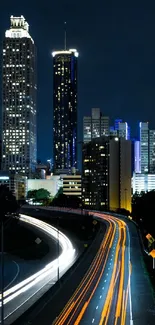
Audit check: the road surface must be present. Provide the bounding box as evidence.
[0,214,77,324]
[51,211,155,325]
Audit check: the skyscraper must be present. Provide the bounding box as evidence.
[82,136,131,211]
[139,122,149,173]
[149,130,155,173]
[2,16,37,176]
[52,49,78,171]
[83,108,109,143]
[118,122,130,140]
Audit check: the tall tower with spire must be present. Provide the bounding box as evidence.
[52,32,78,172]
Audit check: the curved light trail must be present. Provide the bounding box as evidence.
[51,210,133,325]
[0,214,76,321]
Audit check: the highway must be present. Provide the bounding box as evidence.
[0,214,76,324]
[51,212,134,325]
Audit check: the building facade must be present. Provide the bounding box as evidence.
[83,108,109,143]
[62,174,81,197]
[149,130,155,173]
[132,173,155,194]
[139,122,149,173]
[0,171,27,200]
[82,137,109,209]
[82,136,131,212]
[134,140,141,173]
[2,16,37,176]
[27,176,63,198]
[52,49,78,171]
[118,122,130,140]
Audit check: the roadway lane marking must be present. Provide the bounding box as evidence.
[92,319,95,323]
[100,295,102,299]
[4,260,20,290]
[102,287,104,290]
[96,306,98,309]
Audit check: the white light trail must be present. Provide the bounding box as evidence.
[0,214,75,306]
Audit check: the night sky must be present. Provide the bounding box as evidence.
[1,1,155,167]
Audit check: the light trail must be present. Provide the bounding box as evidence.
[51,209,132,325]
[0,214,76,310]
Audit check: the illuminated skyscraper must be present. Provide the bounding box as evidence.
[2,16,37,176]
[139,122,149,173]
[83,108,109,143]
[82,136,131,211]
[149,130,155,173]
[118,122,130,140]
[52,49,78,171]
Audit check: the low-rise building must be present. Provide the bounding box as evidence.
[27,176,62,197]
[62,174,81,197]
[0,171,27,200]
[132,173,155,194]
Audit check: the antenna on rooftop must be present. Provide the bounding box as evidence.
[64,21,67,50]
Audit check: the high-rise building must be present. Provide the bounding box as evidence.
[149,130,155,173]
[52,49,78,171]
[134,140,141,173]
[118,122,130,140]
[2,16,37,176]
[82,136,131,211]
[139,122,149,173]
[115,119,122,131]
[83,108,109,143]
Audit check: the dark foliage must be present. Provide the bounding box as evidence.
[132,190,155,237]
[0,185,19,221]
[51,194,83,209]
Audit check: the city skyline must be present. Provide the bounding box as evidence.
[0,2,155,163]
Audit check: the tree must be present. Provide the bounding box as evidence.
[132,190,155,236]
[51,193,83,209]
[35,188,51,201]
[27,190,37,199]
[27,188,51,204]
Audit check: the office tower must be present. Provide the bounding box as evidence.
[109,126,118,137]
[118,122,130,140]
[139,122,149,173]
[83,108,109,143]
[82,137,109,209]
[134,140,141,173]
[2,16,37,176]
[82,136,131,211]
[52,49,78,171]
[149,130,155,173]
[115,119,122,130]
